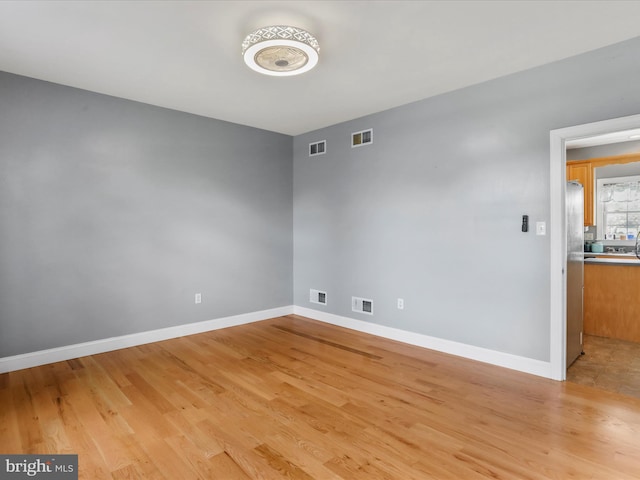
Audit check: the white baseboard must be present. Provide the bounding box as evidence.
[294,306,553,379]
[0,306,294,374]
[1,305,552,379]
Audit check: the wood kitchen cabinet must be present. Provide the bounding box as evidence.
[566,161,594,226]
[584,262,640,343]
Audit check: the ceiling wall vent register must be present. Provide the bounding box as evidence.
[309,140,326,157]
[352,129,373,148]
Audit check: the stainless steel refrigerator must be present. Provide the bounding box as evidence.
[566,181,584,368]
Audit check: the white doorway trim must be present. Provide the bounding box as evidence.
[549,113,640,381]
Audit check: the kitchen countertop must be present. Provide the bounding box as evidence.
[586,251,636,256]
[584,256,640,266]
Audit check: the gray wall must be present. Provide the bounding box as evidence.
[596,162,640,179]
[0,72,293,357]
[293,36,640,362]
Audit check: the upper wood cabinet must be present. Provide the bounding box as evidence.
[566,152,640,227]
[567,161,594,226]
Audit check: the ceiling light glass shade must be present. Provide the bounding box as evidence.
[242,26,320,76]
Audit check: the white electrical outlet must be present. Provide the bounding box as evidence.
[585,232,594,241]
[397,298,404,310]
[195,293,202,304]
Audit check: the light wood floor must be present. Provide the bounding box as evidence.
[2,315,640,479]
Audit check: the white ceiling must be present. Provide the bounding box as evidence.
[1,1,640,136]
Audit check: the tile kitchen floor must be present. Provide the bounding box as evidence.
[567,334,640,399]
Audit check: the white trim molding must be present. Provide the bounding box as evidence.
[0,306,294,374]
[294,306,552,379]
[549,113,640,381]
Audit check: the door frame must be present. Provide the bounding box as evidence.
[549,113,640,380]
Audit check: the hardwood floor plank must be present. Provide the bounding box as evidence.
[0,371,8,390]
[62,377,134,471]
[110,464,146,480]
[92,352,134,390]
[2,315,640,479]
[163,409,225,458]
[124,372,176,415]
[164,433,223,479]
[269,370,351,408]
[324,452,399,480]
[195,418,276,479]
[254,443,316,480]
[11,369,45,451]
[265,400,356,465]
[31,387,73,454]
[52,394,113,478]
[271,324,383,360]
[117,433,167,479]
[0,385,22,452]
[208,452,252,480]
[135,436,199,480]
[117,385,180,440]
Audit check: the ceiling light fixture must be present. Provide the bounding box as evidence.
[629,134,640,139]
[242,25,320,76]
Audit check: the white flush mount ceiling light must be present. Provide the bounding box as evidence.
[242,26,320,76]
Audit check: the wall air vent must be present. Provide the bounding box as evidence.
[309,140,326,157]
[310,289,327,305]
[351,128,373,148]
[352,296,373,315]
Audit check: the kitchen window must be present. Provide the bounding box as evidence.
[596,175,640,241]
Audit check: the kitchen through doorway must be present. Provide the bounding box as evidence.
[562,120,640,399]
[550,114,640,382]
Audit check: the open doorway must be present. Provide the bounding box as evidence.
[564,135,640,399]
[549,113,640,383]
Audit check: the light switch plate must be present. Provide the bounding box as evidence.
[536,221,546,236]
